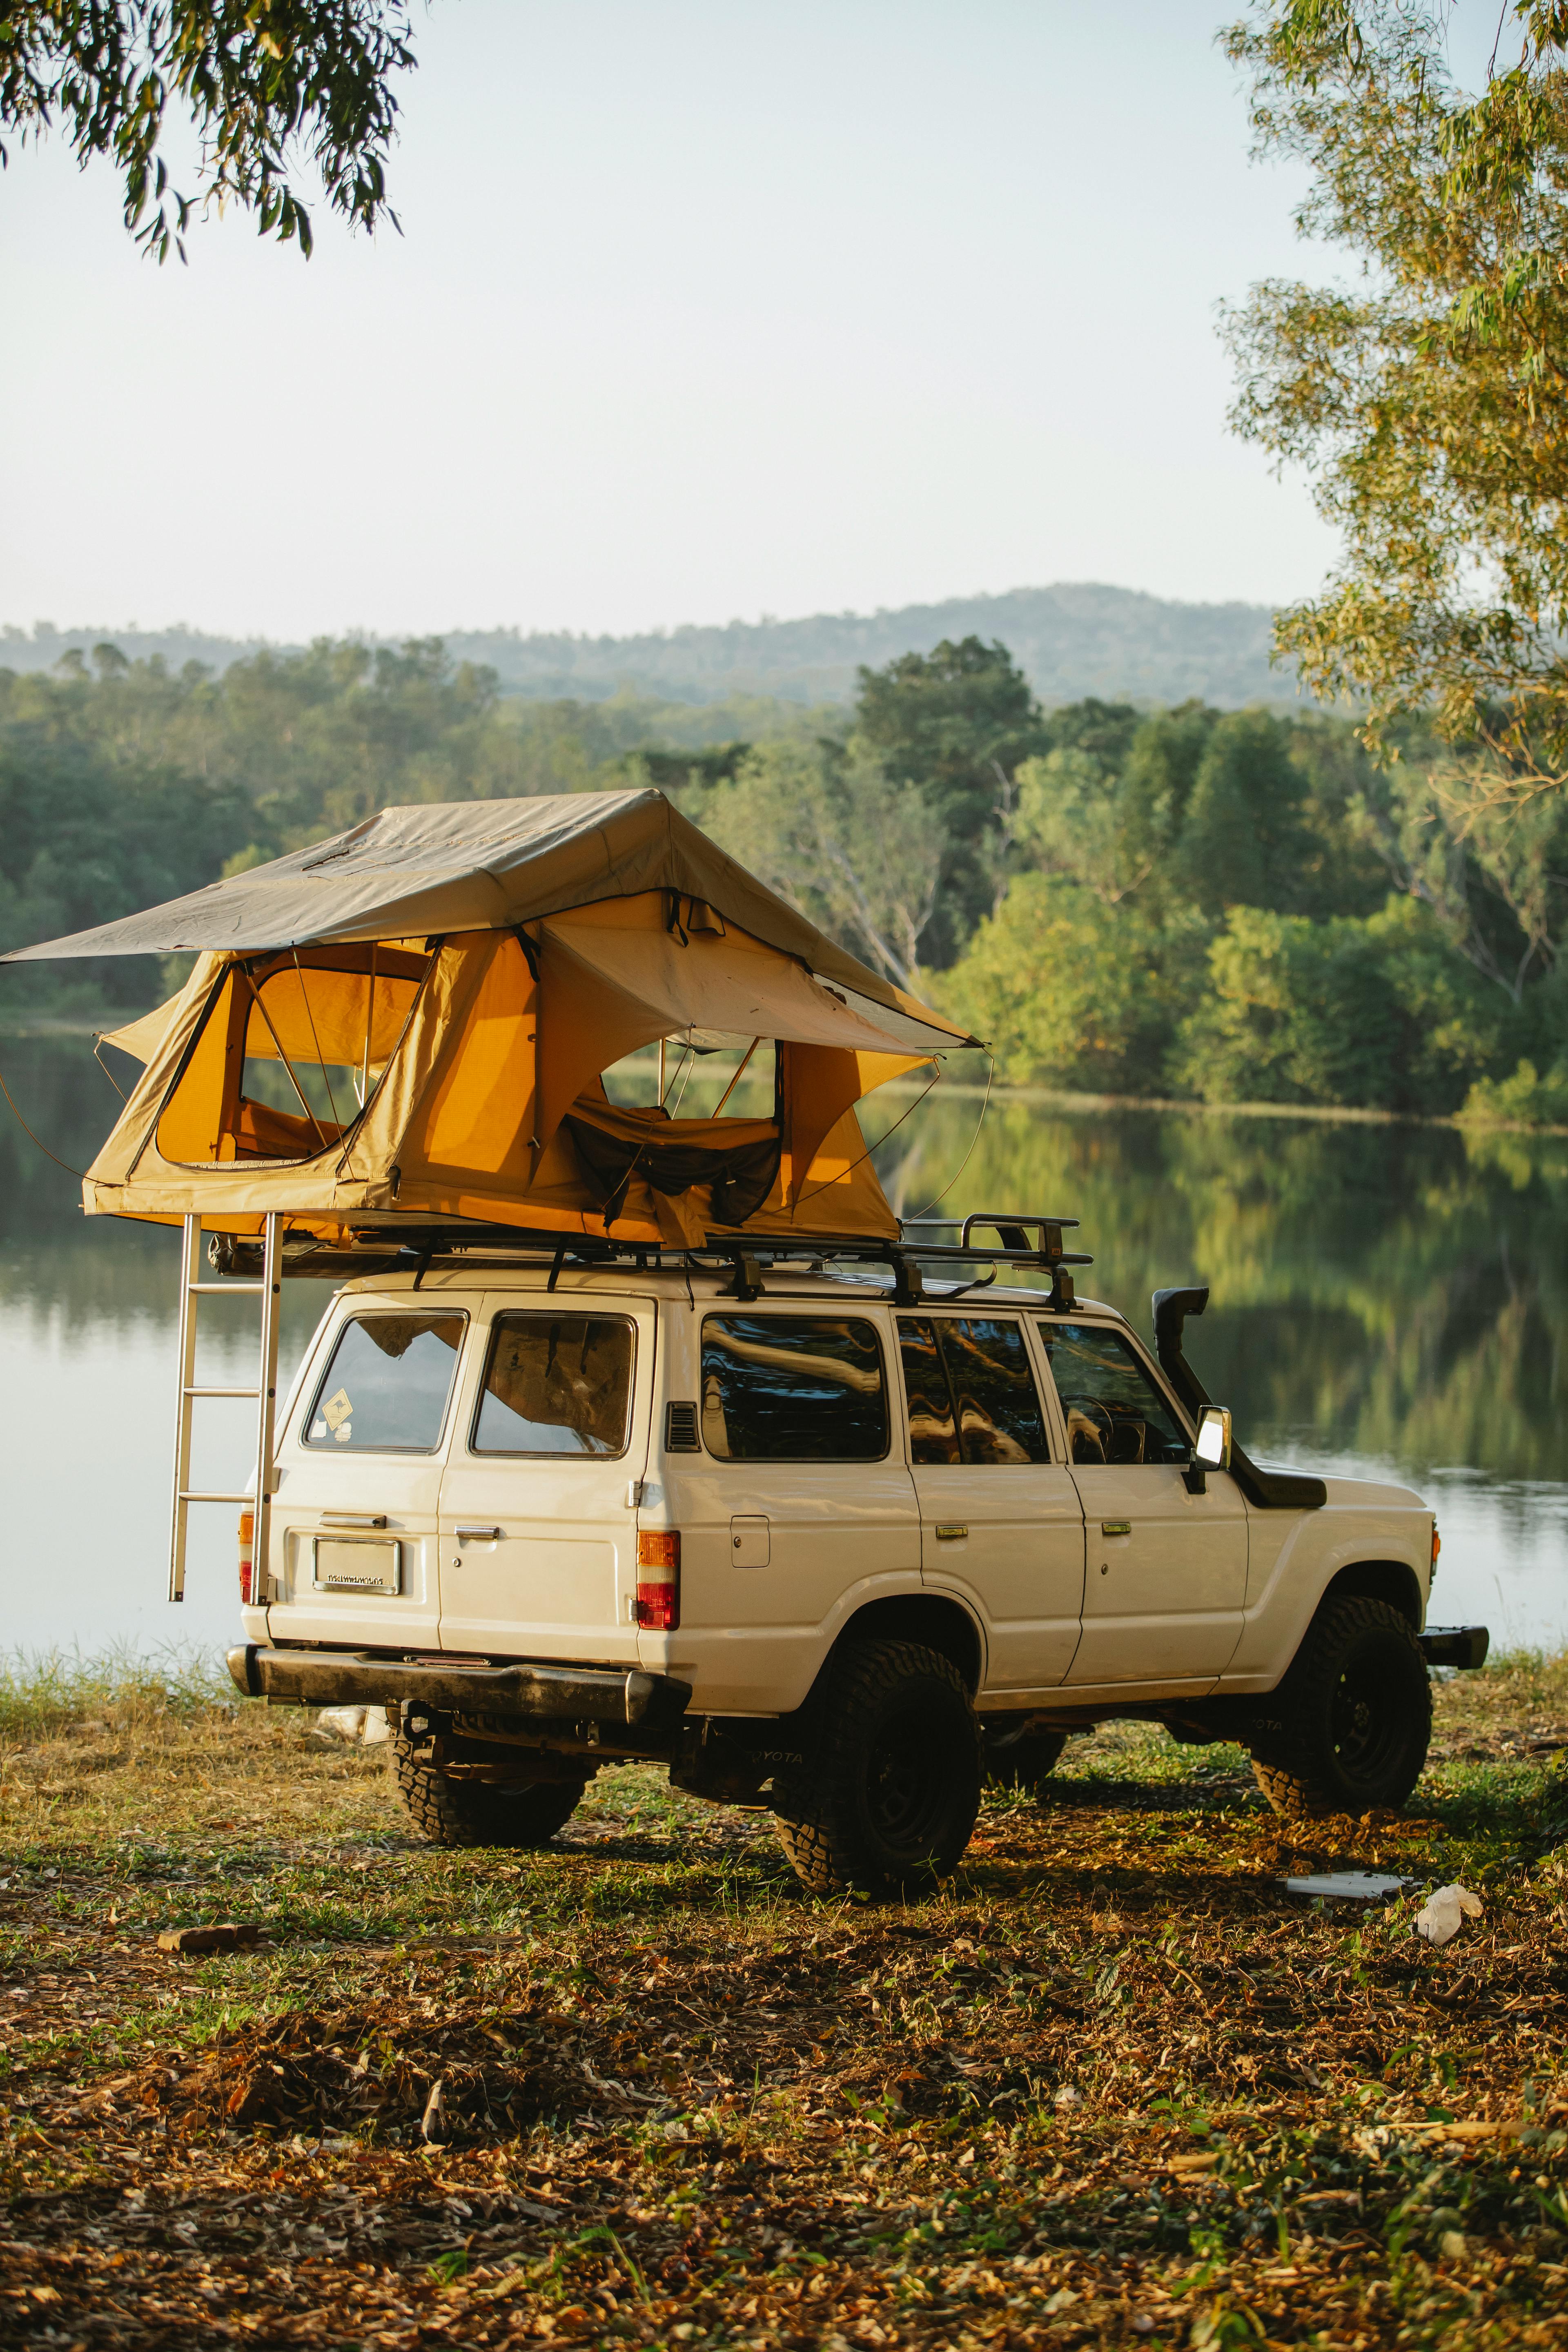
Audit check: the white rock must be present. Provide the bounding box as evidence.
[1414,1882,1483,1946]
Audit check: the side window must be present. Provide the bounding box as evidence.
[305,1314,465,1452]
[472,1315,635,1457]
[898,1316,1051,1466]
[1037,1320,1190,1466]
[898,1318,960,1466]
[701,1316,888,1461]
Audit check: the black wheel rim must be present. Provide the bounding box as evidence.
[1330,1651,1406,1789]
[865,1708,947,1855]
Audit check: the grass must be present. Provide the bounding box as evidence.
[1,1654,1566,2348]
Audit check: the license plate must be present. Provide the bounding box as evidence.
[313,1537,401,1595]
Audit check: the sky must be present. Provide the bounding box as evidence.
[0,0,1444,642]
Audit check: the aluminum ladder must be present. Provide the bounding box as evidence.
[168,1213,283,1603]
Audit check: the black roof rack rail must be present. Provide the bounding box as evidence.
[209,1214,1093,1305]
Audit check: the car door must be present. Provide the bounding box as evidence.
[436,1294,654,1662]
[265,1295,468,1652]
[898,1313,1085,1692]
[671,1307,918,1713]
[1034,1315,1247,1685]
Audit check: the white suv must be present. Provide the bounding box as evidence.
[229,1245,1484,1896]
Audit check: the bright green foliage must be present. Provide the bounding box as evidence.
[1459,1054,1568,1126]
[938,875,1205,1095]
[0,3,416,261]
[1223,3,1568,780]
[1172,898,1506,1112]
[945,688,1559,1113]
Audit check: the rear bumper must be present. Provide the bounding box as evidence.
[227,1644,691,1728]
[1419,1624,1490,1670]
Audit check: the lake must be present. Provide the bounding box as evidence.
[0,1034,1562,1661]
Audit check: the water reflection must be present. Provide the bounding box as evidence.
[0,1037,1561,1655]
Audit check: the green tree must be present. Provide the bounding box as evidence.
[1224,2,1568,781]
[700,737,946,993]
[1172,897,1509,1112]
[1171,708,1320,916]
[938,873,1204,1095]
[852,636,1048,963]
[0,2,416,260]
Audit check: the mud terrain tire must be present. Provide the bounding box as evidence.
[1246,1595,1431,1817]
[392,1735,586,1849]
[983,1727,1068,1796]
[772,1639,982,1898]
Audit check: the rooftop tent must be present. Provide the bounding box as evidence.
[19,791,976,1247]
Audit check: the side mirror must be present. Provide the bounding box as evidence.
[1194,1405,1232,1470]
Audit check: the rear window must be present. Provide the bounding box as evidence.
[701,1316,888,1461]
[305,1314,465,1452]
[472,1314,635,1457]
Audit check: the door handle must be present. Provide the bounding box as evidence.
[934,1523,968,1541]
[454,1524,502,1541]
[321,1512,387,1528]
[1100,1520,1131,1537]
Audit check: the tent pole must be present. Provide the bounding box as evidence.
[242,971,327,1145]
[658,1037,666,1103]
[713,1036,761,1118]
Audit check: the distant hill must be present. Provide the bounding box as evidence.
[1,583,1302,710]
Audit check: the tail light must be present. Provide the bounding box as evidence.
[1431,1523,1442,1571]
[636,1530,680,1631]
[238,1509,255,1605]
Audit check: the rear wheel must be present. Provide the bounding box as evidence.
[392,1735,587,1849]
[1246,1595,1431,1817]
[772,1639,982,1898]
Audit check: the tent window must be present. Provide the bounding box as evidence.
[601,1036,777,1120]
[156,946,429,1167]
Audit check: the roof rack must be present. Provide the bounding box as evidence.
[211,1209,1094,1309]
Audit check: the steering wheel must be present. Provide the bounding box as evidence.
[1061,1395,1114,1465]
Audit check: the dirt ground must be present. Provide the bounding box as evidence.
[2,1656,1567,2351]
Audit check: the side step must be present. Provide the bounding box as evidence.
[1419,1625,1490,1670]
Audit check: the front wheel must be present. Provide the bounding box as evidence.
[1246,1595,1431,1817]
[771,1639,982,1898]
[392,1735,587,1849]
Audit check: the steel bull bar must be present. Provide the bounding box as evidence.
[228,1646,691,1729]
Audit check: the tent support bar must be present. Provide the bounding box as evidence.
[712,1036,760,1118]
[169,1213,283,1606]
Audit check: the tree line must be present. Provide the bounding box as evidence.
[1,631,1563,1124]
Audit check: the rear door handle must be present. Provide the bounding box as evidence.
[321,1513,387,1528]
[454,1524,502,1541]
